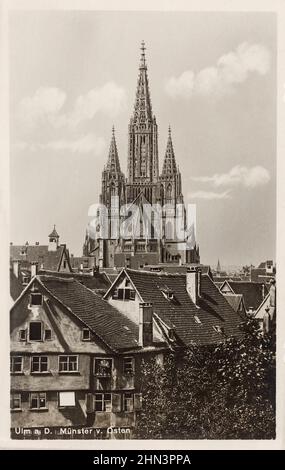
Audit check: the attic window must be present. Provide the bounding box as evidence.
[19,329,27,341]
[30,293,43,307]
[29,322,42,341]
[82,328,91,341]
[213,325,224,334]
[194,315,202,325]
[44,329,52,341]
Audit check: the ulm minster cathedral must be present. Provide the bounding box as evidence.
[83,42,200,269]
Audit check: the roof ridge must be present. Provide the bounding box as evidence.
[126,268,186,277]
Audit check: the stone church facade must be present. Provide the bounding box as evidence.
[83,42,200,269]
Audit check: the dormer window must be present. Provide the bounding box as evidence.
[194,315,202,325]
[161,287,175,301]
[82,328,91,341]
[22,276,29,286]
[213,325,224,334]
[30,293,43,307]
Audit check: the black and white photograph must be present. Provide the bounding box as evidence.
[1,0,284,451]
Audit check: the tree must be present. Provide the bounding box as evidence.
[135,319,275,439]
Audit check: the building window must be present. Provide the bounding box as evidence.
[22,276,29,286]
[31,356,48,373]
[123,357,134,375]
[59,355,78,373]
[94,358,112,377]
[129,289,136,300]
[10,356,23,374]
[44,329,52,341]
[123,393,134,412]
[11,393,21,411]
[58,391,76,408]
[112,289,119,299]
[19,329,27,341]
[94,393,112,412]
[29,322,42,341]
[82,328,91,341]
[63,260,67,269]
[30,392,47,410]
[30,293,43,306]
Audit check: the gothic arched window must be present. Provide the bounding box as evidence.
[166,183,172,201]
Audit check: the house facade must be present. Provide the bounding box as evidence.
[10,274,169,438]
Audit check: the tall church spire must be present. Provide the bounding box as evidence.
[161,126,178,176]
[133,40,153,126]
[105,126,121,173]
[127,41,159,191]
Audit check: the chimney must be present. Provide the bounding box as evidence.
[139,302,153,347]
[31,262,38,278]
[186,266,201,305]
[13,260,20,278]
[262,283,265,299]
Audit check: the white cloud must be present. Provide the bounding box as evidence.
[14,134,106,155]
[189,190,231,200]
[191,165,271,189]
[18,82,126,128]
[44,134,106,154]
[165,42,271,99]
[66,82,127,127]
[17,87,66,126]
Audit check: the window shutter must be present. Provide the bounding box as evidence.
[86,393,94,413]
[134,393,143,410]
[112,393,121,412]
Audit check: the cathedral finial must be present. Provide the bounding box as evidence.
[168,125,171,136]
[112,125,115,137]
[140,40,146,68]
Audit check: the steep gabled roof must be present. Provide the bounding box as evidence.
[35,275,139,352]
[10,244,69,272]
[227,281,268,311]
[107,269,243,346]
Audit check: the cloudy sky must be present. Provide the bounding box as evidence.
[10,11,276,267]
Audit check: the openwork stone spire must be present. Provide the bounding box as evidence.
[105,126,121,173]
[133,40,153,126]
[161,126,178,176]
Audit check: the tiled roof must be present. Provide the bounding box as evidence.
[10,269,24,301]
[38,275,139,351]
[39,269,111,292]
[124,269,243,346]
[227,281,268,311]
[250,268,275,284]
[10,245,66,271]
[223,294,243,314]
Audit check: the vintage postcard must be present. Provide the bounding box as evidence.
[0,0,284,451]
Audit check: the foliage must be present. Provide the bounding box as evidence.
[135,319,275,439]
